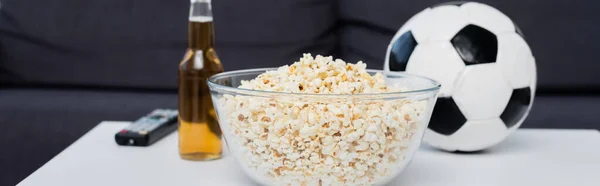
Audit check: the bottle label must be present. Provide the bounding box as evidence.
[194,50,204,70]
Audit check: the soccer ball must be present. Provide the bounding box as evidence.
[384,1,536,152]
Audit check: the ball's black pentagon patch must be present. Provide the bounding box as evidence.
[388,31,418,71]
[428,97,467,135]
[431,1,469,8]
[451,24,498,65]
[500,87,531,128]
[515,23,525,39]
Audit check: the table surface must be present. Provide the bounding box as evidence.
[18,121,600,186]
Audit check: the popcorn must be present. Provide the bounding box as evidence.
[217,54,426,186]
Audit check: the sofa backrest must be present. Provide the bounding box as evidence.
[337,0,600,92]
[0,0,189,89]
[1,0,598,92]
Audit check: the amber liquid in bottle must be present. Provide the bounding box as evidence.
[178,0,223,161]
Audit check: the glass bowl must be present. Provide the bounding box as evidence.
[208,68,440,186]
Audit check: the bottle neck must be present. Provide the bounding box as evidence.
[188,21,214,50]
[188,0,214,50]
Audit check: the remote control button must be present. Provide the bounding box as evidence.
[150,115,164,120]
[139,130,148,135]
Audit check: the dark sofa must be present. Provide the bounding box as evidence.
[1,0,598,185]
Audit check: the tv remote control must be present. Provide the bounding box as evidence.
[115,109,178,146]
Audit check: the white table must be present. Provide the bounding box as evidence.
[18,121,600,186]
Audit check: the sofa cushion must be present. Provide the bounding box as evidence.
[339,0,600,91]
[525,96,600,129]
[0,88,176,186]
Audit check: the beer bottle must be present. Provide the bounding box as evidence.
[178,0,223,161]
